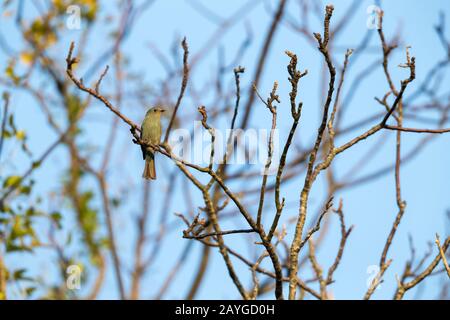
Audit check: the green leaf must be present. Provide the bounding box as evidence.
[2,129,12,138]
[0,217,9,224]
[13,269,26,280]
[1,204,13,214]
[12,269,33,282]
[5,242,31,253]
[3,175,21,188]
[32,161,41,169]
[65,232,73,246]
[111,197,121,208]
[50,211,62,229]
[15,130,26,140]
[25,287,36,297]
[19,185,31,195]
[8,114,15,128]
[5,60,20,84]
[67,94,82,123]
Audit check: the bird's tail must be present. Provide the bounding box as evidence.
[142,154,156,180]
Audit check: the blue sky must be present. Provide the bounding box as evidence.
[2,0,450,299]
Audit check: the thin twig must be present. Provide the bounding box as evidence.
[326,199,353,285]
[267,51,307,242]
[394,237,450,299]
[240,0,287,129]
[435,234,450,278]
[164,37,189,142]
[184,228,255,240]
[364,259,392,300]
[255,82,279,228]
[0,92,9,161]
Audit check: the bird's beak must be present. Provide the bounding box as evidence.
[161,109,166,113]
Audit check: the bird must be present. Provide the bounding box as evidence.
[141,106,165,180]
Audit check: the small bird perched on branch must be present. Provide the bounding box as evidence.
[141,106,165,180]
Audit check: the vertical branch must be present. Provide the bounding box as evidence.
[254,82,279,228]
[155,242,194,299]
[85,255,106,300]
[130,180,151,299]
[200,117,285,299]
[377,11,398,96]
[230,67,244,133]
[267,51,307,242]
[240,0,287,129]
[220,66,245,172]
[0,92,9,162]
[198,108,248,299]
[98,174,126,299]
[379,43,415,270]
[326,199,353,286]
[186,244,211,299]
[289,5,336,300]
[100,51,123,172]
[194,67,244,296]
[363,17,416,298]
[198,106,215,171]
[0,252,6,300]
[364,259,392,300]
[327,49,352,148]
[164,38,189,142]
[435,234,450,278]
[307,239,326,299]
[202,189,248,299]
